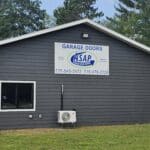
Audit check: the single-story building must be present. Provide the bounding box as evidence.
[0,19,150,129]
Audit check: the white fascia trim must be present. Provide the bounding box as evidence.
[0,18,150,53]
[0,80,36,112]
[85,19,150,53]
[0,19,88,46]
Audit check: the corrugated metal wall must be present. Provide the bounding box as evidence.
[0,24,150,129]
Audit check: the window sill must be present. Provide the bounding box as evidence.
[0,109,36,112]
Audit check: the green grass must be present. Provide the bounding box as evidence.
[0,124,150,150]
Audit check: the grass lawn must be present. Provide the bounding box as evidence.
[0,124,150,150]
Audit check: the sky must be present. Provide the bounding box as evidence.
[41,0,119,18]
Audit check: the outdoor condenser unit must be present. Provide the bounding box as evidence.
[57,84,77,124]
[58,110,76,123]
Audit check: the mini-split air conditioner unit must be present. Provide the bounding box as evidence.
[58,84,77,124]
[58,110,77,124]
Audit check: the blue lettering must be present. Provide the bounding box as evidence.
[79,55,82,61]
[62,43,83,50]
[88,55,91,61]
[71,52,95,66]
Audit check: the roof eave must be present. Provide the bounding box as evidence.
[0,18,150,54]
[85,20,150,54]
[0,19,88,46]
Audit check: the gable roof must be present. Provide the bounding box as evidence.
[0,18,150,54]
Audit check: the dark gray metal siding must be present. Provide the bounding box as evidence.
[0,24,150,129]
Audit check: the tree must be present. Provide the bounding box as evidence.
[106,0,150,46]
[44,15,56,28]
[0,0,50,40]
[54,0,104,25]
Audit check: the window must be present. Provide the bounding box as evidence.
[0,81,36,111]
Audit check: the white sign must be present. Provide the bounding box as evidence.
[55,42,109,75]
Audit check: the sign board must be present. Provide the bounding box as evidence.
[55,42,109,75]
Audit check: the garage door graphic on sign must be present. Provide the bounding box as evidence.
[55,42,109,75]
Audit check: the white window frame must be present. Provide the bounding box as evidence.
[0,80,36,112]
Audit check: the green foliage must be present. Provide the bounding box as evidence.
[106,0,150,46]
[0,124,150,150]
[44,14,56,28]
[0,0,50,40]
[54,0,104,25]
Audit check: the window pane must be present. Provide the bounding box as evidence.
[1,83,34,109]
[1,83,17,109]
[17,84,33,109]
